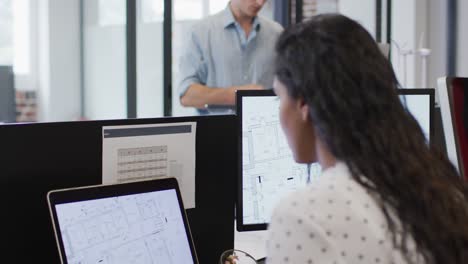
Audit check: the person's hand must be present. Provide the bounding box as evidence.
[219,249,257,264]
[224,254,239,264]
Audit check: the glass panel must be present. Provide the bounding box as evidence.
[83,0,127,120]
[136,0,164,118]
[175,0,203,20]
[171,0,275,116]
[338,0,376,39]
[299,0,376,39]
[171,0,206,117]
[12,0,30,74]
[1,0,36,123]
[209,0,229,14]
[0,0,13,66]
[0,0,30,73]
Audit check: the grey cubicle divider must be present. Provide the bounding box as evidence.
[0,66,16,123]
[1,115,237,263]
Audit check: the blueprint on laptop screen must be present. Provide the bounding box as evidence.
[55,189,194,264]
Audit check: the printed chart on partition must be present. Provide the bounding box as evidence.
[242,96,321,225]
[55,190,194,264]
[117,146,168,183]
[102,122,196,208]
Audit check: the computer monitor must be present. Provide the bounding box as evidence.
[438,77,467,179]
[399,88,435,143]
[236,88,435,231]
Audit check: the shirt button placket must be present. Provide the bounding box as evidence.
[242,49,248,81]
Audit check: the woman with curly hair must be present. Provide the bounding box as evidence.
[267,14,468,264]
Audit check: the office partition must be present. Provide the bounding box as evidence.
[1,115,237,263]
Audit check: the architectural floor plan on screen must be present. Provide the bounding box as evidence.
[56,190,193,264]
[242,97,321,225]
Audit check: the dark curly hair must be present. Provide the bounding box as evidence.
[275,14,468,264]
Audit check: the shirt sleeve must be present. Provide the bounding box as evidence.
[177,27,208,97]
[266,196,341,264]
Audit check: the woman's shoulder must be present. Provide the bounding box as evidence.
[273,162,384,223]
[274,162,358,208]
[267,162,403,264]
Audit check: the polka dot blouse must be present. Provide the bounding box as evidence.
[266,162,424,264]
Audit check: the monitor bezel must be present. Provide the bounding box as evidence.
[236,88,435,231]
[47,177,199,264]
[398,88,435,143]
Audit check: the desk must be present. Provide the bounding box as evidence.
[234,220,268,261]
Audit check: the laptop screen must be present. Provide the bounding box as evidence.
[49,179,197,264]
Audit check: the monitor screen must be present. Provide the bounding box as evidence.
[399,89,434,142]
[237,90,321,231]
[54,189,195,264]
[237,89,434,231]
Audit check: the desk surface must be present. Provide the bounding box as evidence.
[234,220,268,260]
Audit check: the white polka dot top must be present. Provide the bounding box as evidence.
[266,162,425,264]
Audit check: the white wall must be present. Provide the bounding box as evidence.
[427,0,447,97]
[83,0,127,120]
[37,0,81,122]
[457,0,468,77]
[391,0,427,88]
[136,22,164,118]
[83,27,127,119]
[338,0,376,38]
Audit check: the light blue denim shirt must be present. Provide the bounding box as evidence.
[177,5,283,110]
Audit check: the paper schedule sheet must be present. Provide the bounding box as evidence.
[102,122,197,208]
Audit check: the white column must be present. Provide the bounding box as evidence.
[37,0,82,122]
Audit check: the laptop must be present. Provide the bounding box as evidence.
[47,177,198,264]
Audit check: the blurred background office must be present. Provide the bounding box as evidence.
[0,0,467,123]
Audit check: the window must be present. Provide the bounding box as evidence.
[136,0,165,118]
[83,0,127,120]
[0,0,13,65]
[0,0,30,75]
[99,0,126,26]
[140,0,164,23]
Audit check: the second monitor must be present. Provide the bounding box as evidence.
[236,88,435,231]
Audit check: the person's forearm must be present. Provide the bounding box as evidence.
[180,84,236,108]
[181,83,264,108]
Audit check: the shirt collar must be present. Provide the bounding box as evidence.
[223,3,261,31]
[320,161,349,178]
